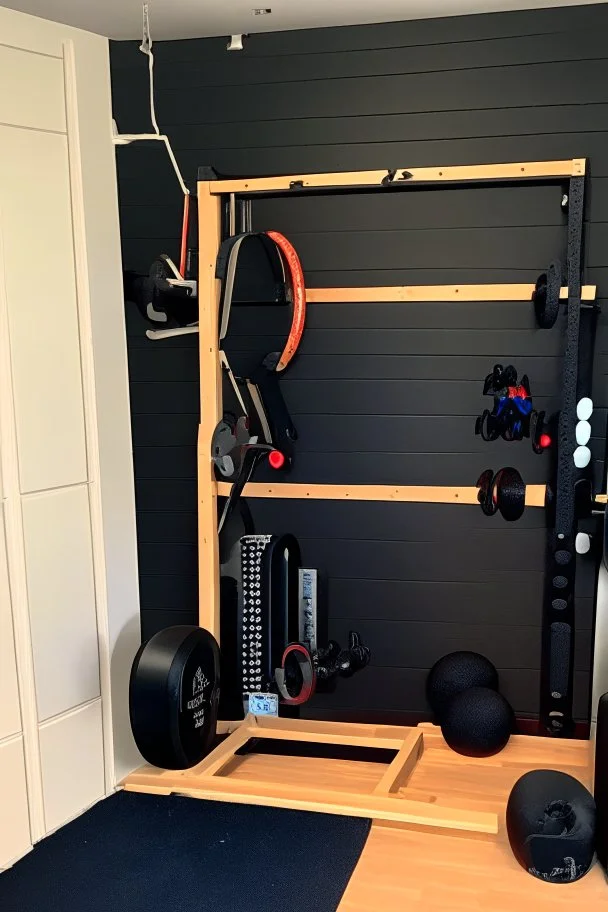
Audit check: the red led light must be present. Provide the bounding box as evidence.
[540,433,552,449]
[268,450,285,469]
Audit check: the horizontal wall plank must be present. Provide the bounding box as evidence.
[129,382,200,415]
[115,132,608,208]
[111,6,608,66]
[279,378,561,415]
[131,412,199,445]
[138,542,198,576]
[141,609,197,641]
[139,574,199,611]
[135,478,198,511]
[325,577,594,629]
[248,453,551,487]
[284,355,572,381]
[130,61,608,125]
[145,32,608,91]
[136,511,197,543]
[248,498,549,533]
[326,617,592,672]
[296,537,545,578]
[133,445,197,479]
[304,664,591,719]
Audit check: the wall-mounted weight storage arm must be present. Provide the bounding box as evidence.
[197,158,595,739]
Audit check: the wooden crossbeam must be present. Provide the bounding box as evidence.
[306,284,597,303]
[211,160,585,195]
[216,482,548,507]
[373,730,424,795]
[216,482,607,508]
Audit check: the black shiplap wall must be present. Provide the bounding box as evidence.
[111,3,608,723]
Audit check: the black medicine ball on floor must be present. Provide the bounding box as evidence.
[507,769,596,883]
[426,651,499,719]
[441,687,513,757]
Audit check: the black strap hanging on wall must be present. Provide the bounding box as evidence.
[538,175,587,737]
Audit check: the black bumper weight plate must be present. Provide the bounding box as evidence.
[129,625,221,770]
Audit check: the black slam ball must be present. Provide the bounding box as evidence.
[507,769,596,883]
[441,687,513,757]
[426,651,499,719]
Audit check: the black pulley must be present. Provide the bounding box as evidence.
[129,625,220,770]
[532,260,561,329]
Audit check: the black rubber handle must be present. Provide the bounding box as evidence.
[217,445,273,534]
[250,360,297,457]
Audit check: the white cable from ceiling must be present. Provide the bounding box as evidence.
[118,3,190,197]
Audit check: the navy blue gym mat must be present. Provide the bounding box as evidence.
[0,791,371,912]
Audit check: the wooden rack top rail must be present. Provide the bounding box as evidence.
[211,160,585,195]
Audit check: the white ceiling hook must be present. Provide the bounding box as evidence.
[227,35,245,51]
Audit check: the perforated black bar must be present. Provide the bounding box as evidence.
[539,175,586,736]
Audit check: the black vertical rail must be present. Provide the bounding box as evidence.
[539,175,585,736]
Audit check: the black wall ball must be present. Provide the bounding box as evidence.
[426,651,499,719]
[507,769,596,883]
[440,687,513,757]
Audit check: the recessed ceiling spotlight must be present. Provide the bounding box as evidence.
[253,8,272,14]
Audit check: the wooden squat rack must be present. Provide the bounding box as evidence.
[198,157,590,639]
[125,159,595,834]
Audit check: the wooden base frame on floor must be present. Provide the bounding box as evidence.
[124,717,498,834]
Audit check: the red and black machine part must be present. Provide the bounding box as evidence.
[213,229,306,534]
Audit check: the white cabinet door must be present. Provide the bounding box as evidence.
[0,44,65,132]
[22,486,100,723]
[39,700,104,834]
[0,123,88,494]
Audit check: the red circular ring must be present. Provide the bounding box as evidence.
[280,644,316,705]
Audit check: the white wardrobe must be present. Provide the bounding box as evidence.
[0,7,141,869]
